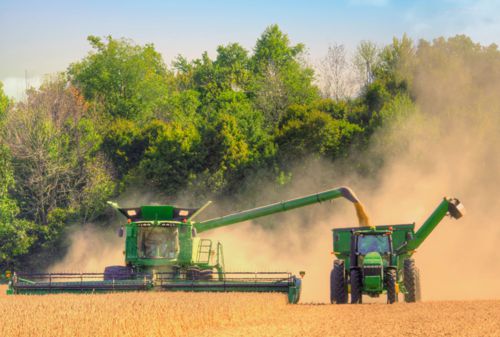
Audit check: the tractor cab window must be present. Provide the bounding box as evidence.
[137,227,179,259]
[357,234,390,255]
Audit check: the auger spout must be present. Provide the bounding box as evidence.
[398,198,465,253]
[194,186,370,233]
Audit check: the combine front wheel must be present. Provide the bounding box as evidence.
[330,260,347,304]
[104,266,132,281]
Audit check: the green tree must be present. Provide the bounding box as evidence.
[276,104,363,163]
[68,36,171,121]
[0,139,37,270]
[251,25,320,125]
[0,82,9,121]
[138,120,202,195]
[101,118,147,178]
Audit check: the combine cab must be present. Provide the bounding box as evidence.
[330,198,465,304]
[8,186,367,303]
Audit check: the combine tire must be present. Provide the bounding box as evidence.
[104,266,132,281]
[350,269,363,304]
[403,259,421,303]
[330,260,347,304]
[385,269,397,304]
[186,267,213,280]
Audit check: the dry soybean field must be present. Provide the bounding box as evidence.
[0,287,498,337]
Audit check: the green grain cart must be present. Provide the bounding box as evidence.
[330,197,465,304]
[8,186,366,303]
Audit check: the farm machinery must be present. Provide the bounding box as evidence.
[330,197,465,304]
[7,186,368,303]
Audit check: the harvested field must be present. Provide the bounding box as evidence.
[0,286,498,337]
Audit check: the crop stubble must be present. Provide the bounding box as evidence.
[0,286,498,337]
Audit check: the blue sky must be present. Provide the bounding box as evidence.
[1,0,499,98]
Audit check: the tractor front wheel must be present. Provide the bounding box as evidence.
[350,269,363,304]
[403,259,421,303]
[330,260,347,304]
[385,269,397,304]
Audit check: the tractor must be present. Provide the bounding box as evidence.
[330,198,465,304]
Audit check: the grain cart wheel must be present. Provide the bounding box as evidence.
[350,269,363,304]
[330,260,347,304]
[104,266,132,281]
[415,268,422,301]
[403,259,420,302]
[385,269,397,304]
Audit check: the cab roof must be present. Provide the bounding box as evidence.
[118,205,199,222]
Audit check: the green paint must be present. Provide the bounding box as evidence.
[9,187,357,303]
[331,198,464,301]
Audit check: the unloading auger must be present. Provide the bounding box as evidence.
[7,187,368,303]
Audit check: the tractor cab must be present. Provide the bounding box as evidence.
[352,229,393,267]
[349,229,395,296]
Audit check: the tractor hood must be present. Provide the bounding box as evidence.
[362,252,384,292]
[363,251,383,266]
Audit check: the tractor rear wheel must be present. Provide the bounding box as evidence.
[385,269,397,304]
[330,260,347,304]
[104,266,132,281]
[403,259,421,302]
[350,269,363,304]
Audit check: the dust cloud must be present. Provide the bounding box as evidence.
[50,39,499,303]
[49,225,124,273]
[205,40,500,302]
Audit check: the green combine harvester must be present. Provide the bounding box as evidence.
[7,186,368,303]
[330,197,465,304]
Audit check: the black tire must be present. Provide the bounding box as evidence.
[386,269,397,304]
[104,266,132,281]
[197,269,213,280]
[415,268,422,301]
[350,269,363,304]
[186,266,200,280]
[403,259,420,303]
[330,260,347,304]
[186,267,213,280]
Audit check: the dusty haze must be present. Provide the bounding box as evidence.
[51,40,500,303]
[208,40,500,302]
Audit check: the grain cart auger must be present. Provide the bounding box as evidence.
[7,186,367,303]
[330,197,465,304]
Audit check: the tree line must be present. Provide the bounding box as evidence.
[0,25,497,271]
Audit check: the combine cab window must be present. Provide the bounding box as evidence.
[137,227,179,259]
[357,235,390,255]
